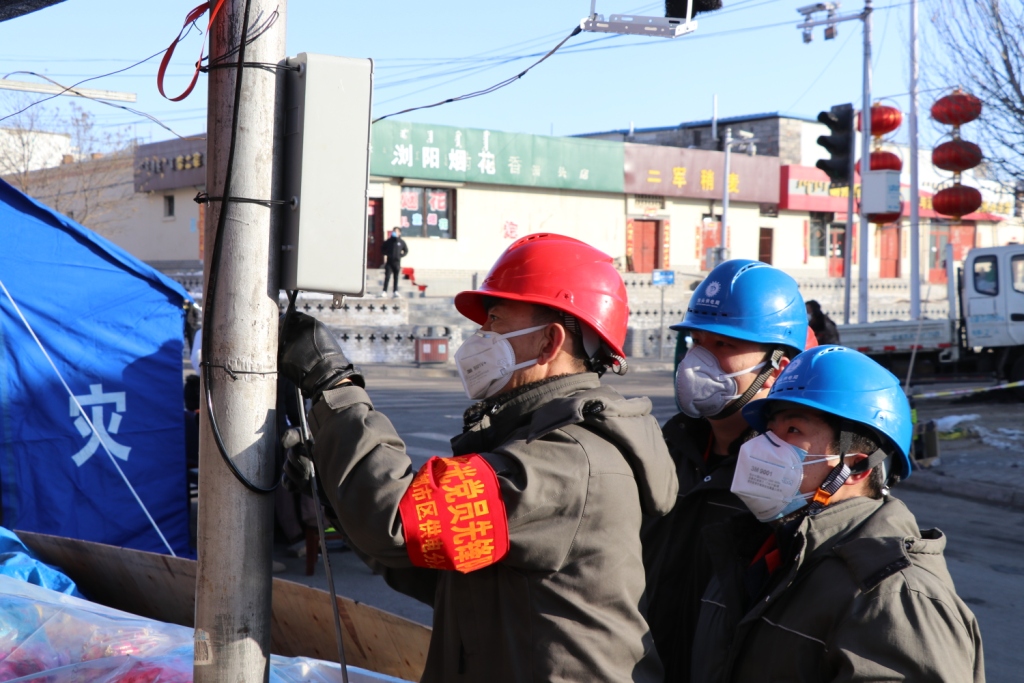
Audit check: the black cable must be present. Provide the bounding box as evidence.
[372,25,582,123]
[201,0,279,495]
[0,22,198,126]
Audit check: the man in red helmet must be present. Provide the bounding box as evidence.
[279,233,678,682]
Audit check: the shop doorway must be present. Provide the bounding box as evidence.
[366,198,384,268]
[879,225,901,278]
[828,223,845,277]
[758,227,774,264]
[929,222,950,284]
[630,219,659,273]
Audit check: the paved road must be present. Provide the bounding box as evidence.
[277,370,1020,680]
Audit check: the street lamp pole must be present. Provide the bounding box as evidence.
[718,127,732,266]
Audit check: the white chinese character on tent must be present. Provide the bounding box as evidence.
[392,144,414,167]
[423,146,441,169]
[579,169,590,180]
[477,131,496,175]
[558,166,568,179]
[508,156,522,175]
[70,384,131,467]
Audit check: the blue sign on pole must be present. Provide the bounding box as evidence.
[652,269,675,286]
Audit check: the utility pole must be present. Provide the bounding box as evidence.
[797,1,874,323]
[909,0,921,319]
[857,0,872,324]
[718,127,732,266]
[195,2,286,683]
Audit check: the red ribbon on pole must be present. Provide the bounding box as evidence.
[157,0,226,102]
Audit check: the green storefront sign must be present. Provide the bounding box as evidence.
[370,120,624,193]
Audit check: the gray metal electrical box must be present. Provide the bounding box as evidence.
[281,53,373,295]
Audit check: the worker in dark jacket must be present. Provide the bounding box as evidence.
[279,234,678,683]
[805,299,840,345]
[692,345,984,682]
[381,227,408,298]
[642,259,808,681]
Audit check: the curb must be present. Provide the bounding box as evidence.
[899,469,1024,510]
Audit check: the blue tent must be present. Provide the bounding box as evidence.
[0,178,192,556]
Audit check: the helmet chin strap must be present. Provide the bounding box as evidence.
[711,348,785,420]
[807,425,891,513]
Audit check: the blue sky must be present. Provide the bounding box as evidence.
[0,0,949,148]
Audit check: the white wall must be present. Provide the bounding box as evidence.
[386,181,627,271]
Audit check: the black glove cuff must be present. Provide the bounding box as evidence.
[305,361,365,401]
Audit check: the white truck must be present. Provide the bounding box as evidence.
[837,244,1024,391]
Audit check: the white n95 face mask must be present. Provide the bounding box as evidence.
[454,325,547,400]
[674,345,766,418]
[730,431,834,522]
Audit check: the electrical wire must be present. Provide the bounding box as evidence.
[373,25,583,123]
[0,22,198,127]
[785,29,857,112]
[1,70,197,140]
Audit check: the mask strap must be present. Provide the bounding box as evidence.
[500,324,547,340]
[712,348,785,420]
[806,458,852,514]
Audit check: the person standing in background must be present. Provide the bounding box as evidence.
[381,227,408,298]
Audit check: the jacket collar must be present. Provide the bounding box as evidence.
[455,373,600,450]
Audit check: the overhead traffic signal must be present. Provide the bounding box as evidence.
[815,103,854,186]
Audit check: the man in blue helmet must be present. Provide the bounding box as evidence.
[642,259,808,681]
[691,345,984,682]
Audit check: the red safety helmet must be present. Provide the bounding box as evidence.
[454,233,629,358]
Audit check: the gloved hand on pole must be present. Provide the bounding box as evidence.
[278,311,364,401]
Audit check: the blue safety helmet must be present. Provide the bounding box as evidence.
[743,345,913,482]
[672,260,807,355]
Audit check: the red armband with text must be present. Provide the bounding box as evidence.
[398,454,509,573]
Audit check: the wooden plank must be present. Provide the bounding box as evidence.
[17,531,430,681]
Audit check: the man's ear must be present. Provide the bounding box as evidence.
[843,453,872,485]
[536,323,566,366]
[763,355,790,391]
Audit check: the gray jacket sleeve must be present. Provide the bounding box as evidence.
[308,385,593,573]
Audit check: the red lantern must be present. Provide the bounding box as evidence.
[931,90,982,127]
[869,150,902,171]
[933,184,982,219]
[932,139,982,173]
[857,104,903,137]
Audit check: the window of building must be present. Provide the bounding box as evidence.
[1013,255,1024,294]
[399,187,455,239]
[973,255,998,295]
[809,212,833,257]
[163,195,175,218]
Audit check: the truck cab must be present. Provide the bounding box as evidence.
[962,245,1024,349]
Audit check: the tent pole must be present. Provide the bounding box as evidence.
[194,1,286,682]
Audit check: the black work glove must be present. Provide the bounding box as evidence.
[278,311,364,400]
[280,427,341,525]
[280,427,314,495]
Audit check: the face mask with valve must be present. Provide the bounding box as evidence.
[730,430,836,522]
[674,345,770,419]
[454,324,547,400]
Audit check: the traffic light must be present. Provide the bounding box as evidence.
[815,103,854,186]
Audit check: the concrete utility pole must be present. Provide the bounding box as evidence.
[909,0,921,319]
[857,0,873,324]
[195,1,286,682]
